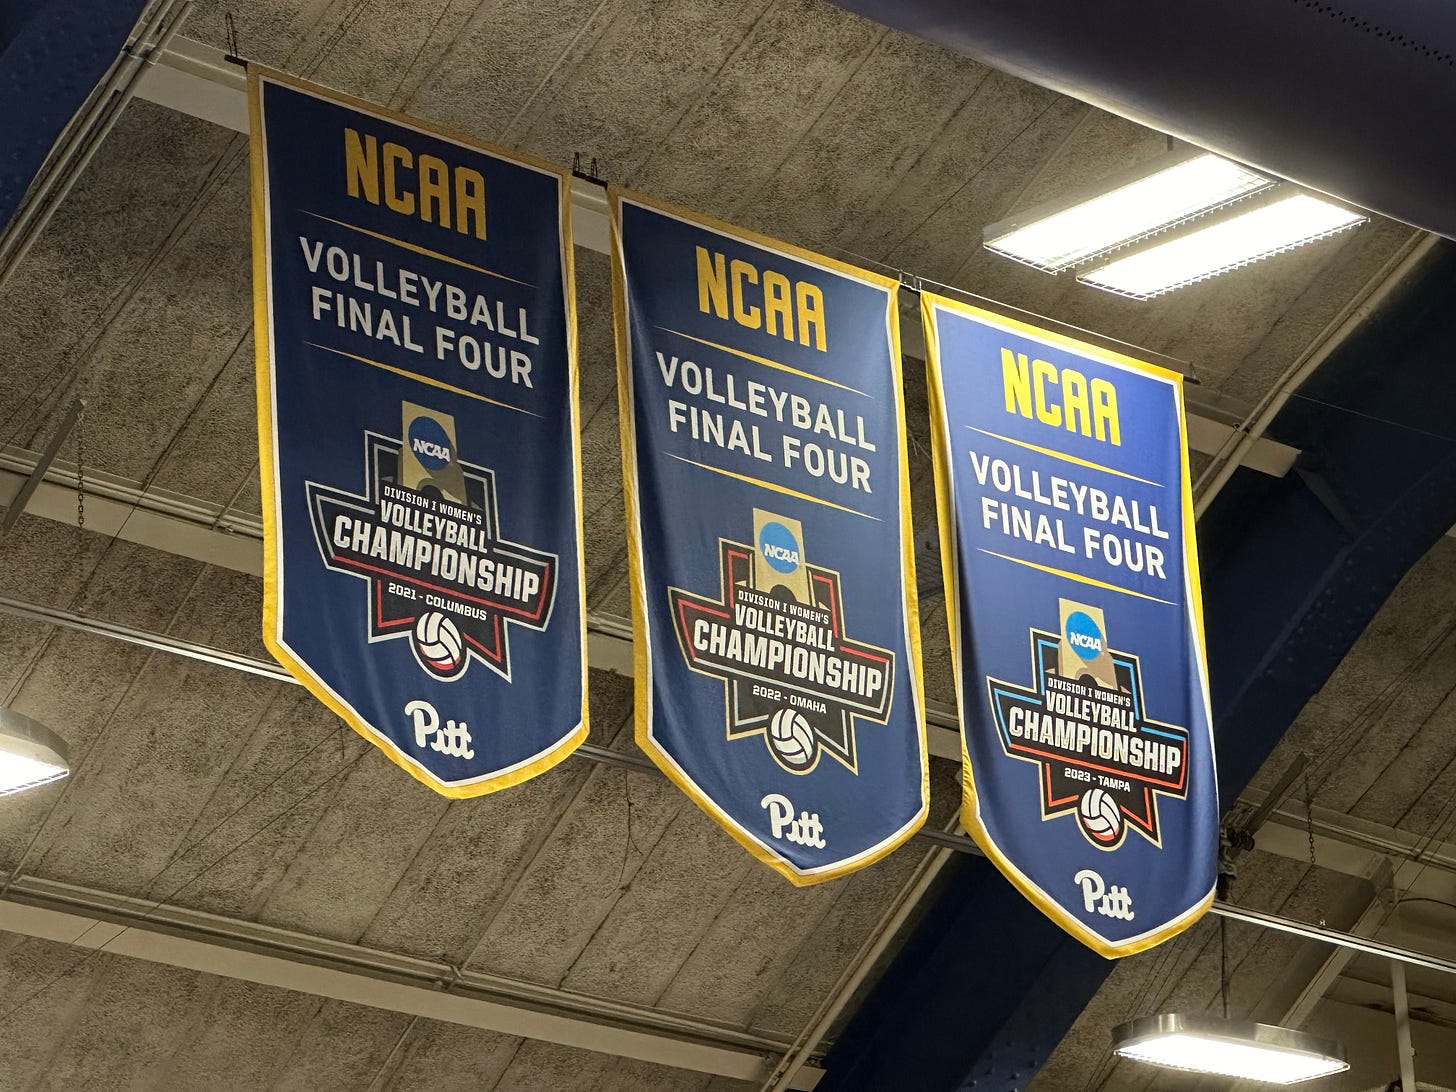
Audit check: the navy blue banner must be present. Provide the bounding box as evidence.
[924,294,1217,955]
[251,70,585,796]
[612,191,927,885]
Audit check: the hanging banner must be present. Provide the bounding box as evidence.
[611,191,928,885]
[250,69,586,796]
[923,294,1217,955]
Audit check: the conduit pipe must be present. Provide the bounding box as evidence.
[1,591,1453,982]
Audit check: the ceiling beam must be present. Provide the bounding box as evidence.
[0,873,823,1088]
[130,34,1298,479]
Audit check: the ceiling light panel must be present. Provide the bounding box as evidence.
[1079,193,1367,300]
[0,709,69,797]
[1113,1015,1350,1084]
[984,153,1273,273]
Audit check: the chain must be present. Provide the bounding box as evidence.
[1304,768,1326,927]
[74,401,86,597]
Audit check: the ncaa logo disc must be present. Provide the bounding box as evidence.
[1064,611,1104,661]
[408,416,452,472]
[758,521,801,574]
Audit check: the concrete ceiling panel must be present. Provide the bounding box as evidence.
[357,673,635,962]
[267,997,414,1091]
[1212,220,1418,406]
[32,161,253,484]
[556,802,760,1005]
[376,1018,522,1090]
[510,0,779,174]
[406,0,632,146]
[717,31,990,251]
[254,743,453,942]
[135,975,328,1090]
[629,0,883,216]
[148,329,261,507]
[463,758,688,984]
[737,759,960,1036]
[29,653,299,898]
[1002,110,1165,218]
[27,953,211,1091]
[0,104,237,449]
[1254,539,1456,819]
[492,1037,717,1092]
[839,68,1068,266]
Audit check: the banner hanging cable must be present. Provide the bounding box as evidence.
[250,68,587,797]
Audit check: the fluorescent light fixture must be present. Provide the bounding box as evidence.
[984,152,1272,273]
[1079,193,1367,299]
[1112,1014,1349,1084]
[0,709,69,797]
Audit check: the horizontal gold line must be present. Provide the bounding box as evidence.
[965,426,1162,487]
[307,343,538,417]
[978,549,1174,605]
[304,212,532,287]
[666,454,878,520]
[659,328,866,396]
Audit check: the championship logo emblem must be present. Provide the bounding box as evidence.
[986,599,1189,849]
[668,509,895,774]
[305,401,558,681]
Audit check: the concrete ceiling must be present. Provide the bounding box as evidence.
[0,0,1447,1088]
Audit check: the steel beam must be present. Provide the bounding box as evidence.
[0,399,83,535]
[130,35,1299,479]
[0,873,822,1088]
[1393,958,1418,1092]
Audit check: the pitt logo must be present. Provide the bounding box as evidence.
[1074,868,1135,921]
[1001,348,1121,445]
[758,521,801,574]
[405,700,475,759]
[696,246,827,352]
[761,793,826,848]
[344,127,486,240]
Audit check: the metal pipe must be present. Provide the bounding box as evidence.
[16,589,1456,983]
[0,873,812,1082]
[1211,900,1456,978]
[1391,958,1417,1092]
[0,399,84,536]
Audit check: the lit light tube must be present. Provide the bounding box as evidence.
[983,152,1272,273]
[1112,1014,1349,1084]
[1079,193,1367,299]
[0,709,69,797]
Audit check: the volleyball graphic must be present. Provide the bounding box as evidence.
[1078,787,1123,845]
[413,611,465,677]
[767,707,817,772]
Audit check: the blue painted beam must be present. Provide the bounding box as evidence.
[0,0,148,233]
[829,1,1456,239]
[822,241,1456,1090]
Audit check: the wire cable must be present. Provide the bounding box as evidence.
[0,741,368,1027]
